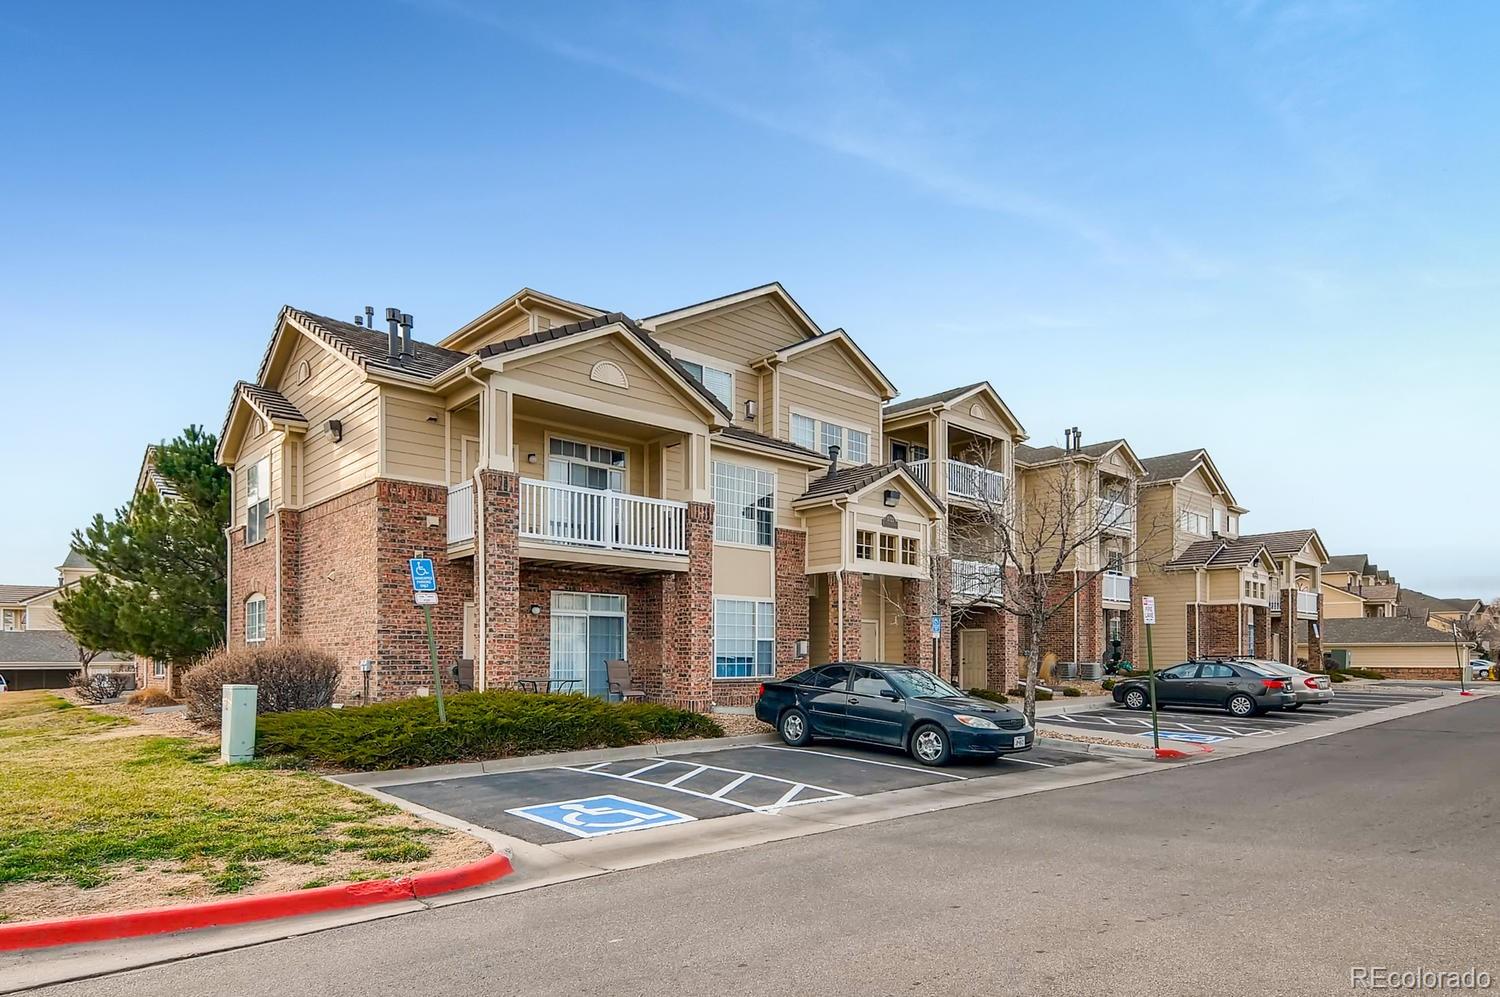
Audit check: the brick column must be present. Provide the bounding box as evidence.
[276,508,301,638]
[1193,604,1240,658]
[1250,604,1270,658]
[774,529,809,676]
[827,571,863,661]
[659,501,715,710]
[1305,593,1325,670]
[477,470,520,689]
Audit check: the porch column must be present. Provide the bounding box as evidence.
[476,469,520,689]
[1306,593,1325,670]
[902,567,952,678]
[774,529,810,676]
[659,500,714,709]
[827,571,863,661]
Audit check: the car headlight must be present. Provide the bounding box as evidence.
[953,714,999,729]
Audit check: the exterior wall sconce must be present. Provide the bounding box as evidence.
[883,489,900,507]
[744,399,758,421]
[529,604,542,616]
[795,639,809,658]
[527,453,538,464]
[327,419,343,442]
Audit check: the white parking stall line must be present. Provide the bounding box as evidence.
[662,765,709,787]
[562,766,765,813]
[709,773,754,798]
[996,756,1054,767]
[747,744,971,781]
[561,760,853,814]
[621,760,671,779]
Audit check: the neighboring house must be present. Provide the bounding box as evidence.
[1240,529,1329,666]
[1398,589,1482,634]
[1010,435,1146,674]
[1321,553,1399,618]
[0,553,124,689]
[881,382,1027,691]
[130,444,182,692]
[1297,617,1471,679]
[216,283,961,708]
[1134,449,1292,665]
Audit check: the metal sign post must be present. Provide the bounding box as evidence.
[1141,596,1160,752]
[409,558,448,724]
[1452,622,1473,697]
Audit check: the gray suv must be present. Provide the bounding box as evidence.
[1112,660,1296,717]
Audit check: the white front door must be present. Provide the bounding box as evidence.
[550,592,627,695]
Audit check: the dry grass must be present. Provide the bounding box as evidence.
[0,692,488,921]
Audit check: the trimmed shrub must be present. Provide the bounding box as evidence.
[127,687,178,708]
[70,672,128,704]
[1006,686,1054,702]
[966,688,1008,704]
[1329,667,1386,682]
[1101,678,1117,691]
[256,691,724,770]
[1061,686,1083,697]
[182,641,341,723]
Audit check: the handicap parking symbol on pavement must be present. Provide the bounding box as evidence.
[506,795,696,839]
[1136,731,1228,744]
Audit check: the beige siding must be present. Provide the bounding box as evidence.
[782,340,875,394]
[383,390,447,484]
[515,419,648,495]
[275,335,379,506]
[1207,569,1241,601]
[24,590,62,630]
[1321,585,1365,619]
[1136,570,1199,662]
[708,444,810,528]
[504,336,702,426]
[778,373,881,447]
[803,507,845,570]
[1296,642,1469,671]
[714,545,774,599]
[448,405,481,484]
[234,428,280,528]
[651,298,806,368]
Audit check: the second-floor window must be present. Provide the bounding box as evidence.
[245,456,271,545]
[792,413,869,464]
[1178,509,1209,537]
[1,609,22,631]
[713,461,773,546]
[677,358,734,412]
[548,438,625,491]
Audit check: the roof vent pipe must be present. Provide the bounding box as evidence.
[354,314,364,327]
[400,312,414,358]
[365,305,376,331]
[385,307,401,359]
[827,444,841,476]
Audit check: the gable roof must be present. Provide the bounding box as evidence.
[883,381,1027,439]
[714,425,826,464]
[1139,449,1207,483]
[477,312,734,422]
[58,549,93,572]
[639,281,822,338]
[135,445,180,502]
[1301,616,1467,646]
[766,327,898,400]
[1166,536,1275,571]
[279,308,471,383]
[438,287,605,351]
[0,584,55,605]
[0,630,127,665]
[1324,553,1370,574]
[1237,529,1328,563]
[1016,439,1128,466]
[796,461,943,512]
[1399,588,1469,617]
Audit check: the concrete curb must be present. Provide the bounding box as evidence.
[332,733,779,789]
[0,853,513,954]
[1037,736,1156,760]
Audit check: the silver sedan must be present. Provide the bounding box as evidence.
[1242,659,1334,709]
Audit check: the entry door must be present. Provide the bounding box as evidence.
[550,593,626,695]
[959,629,987,690]
[860,620,880,661]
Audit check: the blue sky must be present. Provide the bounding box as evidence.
[2,1,1496,596]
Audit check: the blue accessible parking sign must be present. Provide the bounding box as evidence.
[506,795,696,839]
[409,558,437,592]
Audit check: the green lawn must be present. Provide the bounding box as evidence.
[0,692,444,905]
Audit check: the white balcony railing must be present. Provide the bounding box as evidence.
[952,559,1004,603]
[519,479,689,556]
[1102,571,1131,605]
[448,481,475,546]
[1269,590,1282,612]
[1098,497,1135,534]
[1296,589,1319,618]
[905,459,1006,504]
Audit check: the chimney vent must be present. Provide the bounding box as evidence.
[365,305,375,331]
[385,307,401,359]
[827,444,841,475]
[400,312,414,358]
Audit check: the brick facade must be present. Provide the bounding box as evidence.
[477,470,520,690]
[654,501,716,710]
[826,570,863,662]
[901,567,952,679]
[1186,603,1241,658]
[713,528,811,708]
[290,485,379,699]
[951,604,1019,692]
[1017,571,1107,669]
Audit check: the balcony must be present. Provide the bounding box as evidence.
[1102,571,1131,606]
[952,559,1004,604]
[448,481,475,547]
[906,459,1006,504]
[1098,497,1135,535]
[1269,590,1282,613]
[519,479,689,557]
[1296,589,1319,619]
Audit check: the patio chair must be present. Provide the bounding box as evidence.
[606,659,646,703]
[449,658,475,692]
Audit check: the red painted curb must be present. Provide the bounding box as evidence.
[0,852,512,953]
[1154,745,1213,760]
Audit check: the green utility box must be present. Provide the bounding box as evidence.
[220,684,258,764]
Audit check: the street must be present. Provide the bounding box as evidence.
[28,696,1498,997]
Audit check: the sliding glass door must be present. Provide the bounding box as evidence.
[550,592,626,696]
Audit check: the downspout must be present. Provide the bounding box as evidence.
[835,569,845,661]
[462,364,489,690]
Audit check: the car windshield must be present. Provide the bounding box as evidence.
[1238,662,1282,677]
[885,669,965,699]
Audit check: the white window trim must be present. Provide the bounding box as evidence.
[712,460,776,548]
[550,591,629,695]
[788,407,875,464]
[713,597,776,680]
[544,432,629,493]
[245,455,272,546]
[153,659,167,679]
[669,346,738,413]
[245,593,268,644]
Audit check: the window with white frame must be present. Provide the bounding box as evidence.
[245,456,271,545]
[547,437,625,491]
[245,593,267,644]
[713,461,774,546]
[2,609,21,631]
[879,534,897,563]
[677,358,734,411]
[714,598,774,678]
[153,659,167,679]
[1178,509,1209,537]
[792,412,870,463]
[855,530,874,560]
[901,537,920,566]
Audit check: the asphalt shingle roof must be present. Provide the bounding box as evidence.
[1399,588,1468,616]
[1236,529,1319,556]
[1324,554,1370,574]
[139,446,180,501]
[0,585,56,604]
[1299,617,1464,645]
[286,309,471,381]
[238,382,307,425]
[1014,439,1127,466]
[1166,537,1272,570]
[884,382,989,416]
[0,630,125,664]
[716,425,824,461]
[1139,449,1207,483]
[798,461,943,509]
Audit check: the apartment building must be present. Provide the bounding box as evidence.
[1010,436,1145,673]
[1134,449,1328,667]
[0,550,123,690]
[1321,554,1399,619]
[217,283,959,708]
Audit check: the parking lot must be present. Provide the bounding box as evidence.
[382,741,1082,845]
[1042,687,1443,744]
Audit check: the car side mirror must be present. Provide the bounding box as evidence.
[879,688,901,702]
[1158,673,1172,681]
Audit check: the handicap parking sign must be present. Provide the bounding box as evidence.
[409,558,437,592]
[506,795,696,839]
[1137,731,1227,744]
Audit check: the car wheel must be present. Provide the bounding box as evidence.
[1283,703,1302,711]
[1122,688,1148,710]
[1227,693,1257,718]
[778,708,813,747]
[910,724,952,766]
